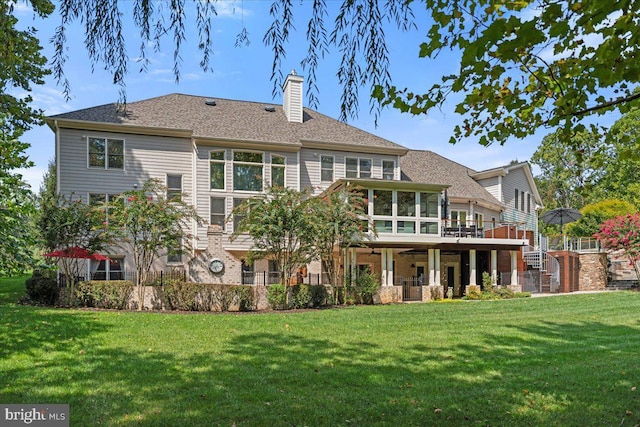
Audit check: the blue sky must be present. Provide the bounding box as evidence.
[13,0,622,191]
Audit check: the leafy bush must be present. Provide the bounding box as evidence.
[290,284,312,309]
[310,285,329,307]
[163,281,206,311]
[74,281,134,309]
[356,272,380,305]
[212,285,236,312]
[465,284,482,300]
[267,284,286,310]
[482,271,494,292]
[24,272,59,305]
[235,286,255,311]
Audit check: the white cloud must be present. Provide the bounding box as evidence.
[213,1,252,19]
[16,166,45,193]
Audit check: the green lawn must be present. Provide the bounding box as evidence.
[1,277,639,426]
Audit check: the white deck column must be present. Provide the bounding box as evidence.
[469,249,477,286]
[510,250,519,286]
[491,250,498,285]
[381,249,388,286]
[428,249,435,286]
[387,249,394,286]
[435,249,441,285]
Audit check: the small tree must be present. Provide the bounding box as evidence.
[37,176,110,303]
[231,187,316,307]
[595,214,640,284]
[310,186,372,302]
[566,199,636,237]
[108,179,201,310]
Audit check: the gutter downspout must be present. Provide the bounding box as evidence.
[54,120,60,194]
[192,139,198,256]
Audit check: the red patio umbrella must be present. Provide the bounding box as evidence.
[43,246,109,261]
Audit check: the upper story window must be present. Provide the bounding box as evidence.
[167,174,182,201]
[373,190,392,216]
[271,155,285,188]
[514,189,519,210]
[210,150,225,190]
[321,156,334,182]
[89,193,119,223]
[397,191,416,217]
[475,212,484,228]
[88,137,124,169]
[420,192,438,218]
[382,160,395,180]
[233,151,263,192]
[527,193,531,213]
[346,157,372,178]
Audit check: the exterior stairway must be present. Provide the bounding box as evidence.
[522,246,560,293]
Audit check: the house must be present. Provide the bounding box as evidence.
[46,72,544,300]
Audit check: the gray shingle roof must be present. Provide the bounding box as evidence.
[401,150,502,206]
[49,93,405,151]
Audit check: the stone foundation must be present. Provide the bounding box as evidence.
[377,286,402,304]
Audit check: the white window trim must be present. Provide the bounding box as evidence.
[232,149,265,193]
[320,155,335,182]
[86,136,125,170]
[209,149,226,191]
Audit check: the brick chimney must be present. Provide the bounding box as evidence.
[283,70,303,123]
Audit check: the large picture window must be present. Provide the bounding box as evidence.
[271,155,285,187]
[233,151,263,191]
[373,190,392,216]
[397,191,416,217]
[88,137,124,169]
[210,151,225,190]
[420,193,438,218]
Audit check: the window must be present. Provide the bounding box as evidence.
[345,157,372,178]
[271,155,285,187]
[91,257,123,281]
[521,191,525,211]
[527,193,531,213]
[167,174,182,201]
[210,151,225,190]
[397,191,416,217]
[88,137,124,169]
[89,193,119,223]
[321,156,334,182]
[397,221,416,234]
[373,190,392,216]
[374,220,393,233]
[233,198,246,232]
[210,197,226,231]
[167,244,182,264]
[233,151,263,191]
[420,222,439,234]
[514,189,519,210]
[346,158,358,178]
[420,193,438,218]
[451,211,467,227]
[475,213,484,228]
[382,160,395,180]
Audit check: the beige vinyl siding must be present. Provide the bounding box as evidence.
[501,167,535,227]
[476,176,501,202]
[58,128,193,204]
[300,148,401,193]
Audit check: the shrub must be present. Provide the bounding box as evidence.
[482,271,494,292]
[163,281,204,311]
[235,286,255,312]
[310,285,329,307]
[267,284,286,310]
[356,272,380,305]
[465,284,482,300]
[290,284,312,309]
[75,281,133,309]
[24,272,59,305]
[212,285,236,312]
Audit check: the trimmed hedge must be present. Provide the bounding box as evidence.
[162,282,255,312]
[74,281,134,309]
[25,273,59,306]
